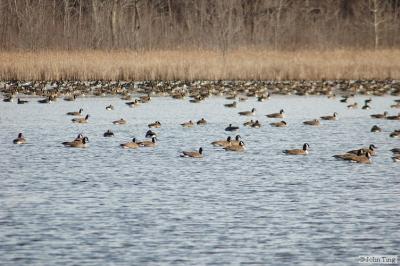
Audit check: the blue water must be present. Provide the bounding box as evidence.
[0,95,399,265]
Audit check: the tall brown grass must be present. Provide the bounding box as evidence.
[0,49,399,81]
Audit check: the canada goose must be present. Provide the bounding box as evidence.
[13,133,26,144]
[283,143,309,155]
[320,112,338,120]
[113,118,126,125]
[145,130,157,138]
[362,104,371,110]
[180,147,203,158]
[243,120,254,127]
[196,118,207,125]
[140,95,151,103]
[211,136,232,147]
[63,136,89,148]
[103,130,114,137]
[365,98,372,104]
[225,124,239,132]
[120,138,139,149]
[17,98,28,104]
[347,102,358,109]
[38,97,52,104]
[266,109,285,118]
[148,121,161,128]
[370,125,382,132]
[74,134,84,141]
[348,144,377,156]
[370,111,388,119]
[64,95,77,101]
[390,148,400,154]
[72,114,89,123]
[126,99,140,107]
[270,121,287,127]
[250,120,262,128]
[181,120,194,128]
[138,137,157,147]
[230,135,242,145]
[3,96,13,102]
[224,141,245,151]
[386,113,400,120]
[303,119,320,126]
[66,108,83,116]
[334,151,371,164]
[340,96,349,103]
[238,108,256,116]
[224,101,237,108]
[390,130,400,138]
[106,105,114,110]
[392,155,400,162]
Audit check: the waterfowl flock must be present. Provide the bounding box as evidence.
[2,79,400,163]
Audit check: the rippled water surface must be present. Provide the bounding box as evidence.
[0,95,399,265]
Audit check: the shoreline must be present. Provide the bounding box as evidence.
[1,80,400,99]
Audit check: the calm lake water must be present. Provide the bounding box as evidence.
[0,95,399,265]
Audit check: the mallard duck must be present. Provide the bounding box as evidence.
[266,109,285,118]
[180,147,203,158]
[225,124,239,132]
[120,138,139,149]
[283,143,309,155]
[13,133,26,144]
[103,130,115,137]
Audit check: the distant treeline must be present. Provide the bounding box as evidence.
[1,0,400,51]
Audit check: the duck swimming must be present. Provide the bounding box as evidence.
[72,114,89,123]
[180,147,203,158]
[66,108,83,116]
[225,124,239,132]
[13,133,26,144]
[120,138,139,149]
[103,130,115,137]
[320,112,338,120]
[283,143,309,155]
[266,109,285,118]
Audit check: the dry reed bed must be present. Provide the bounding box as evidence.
[1,49,400,81]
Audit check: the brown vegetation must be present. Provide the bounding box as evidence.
[1,49,400,81]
